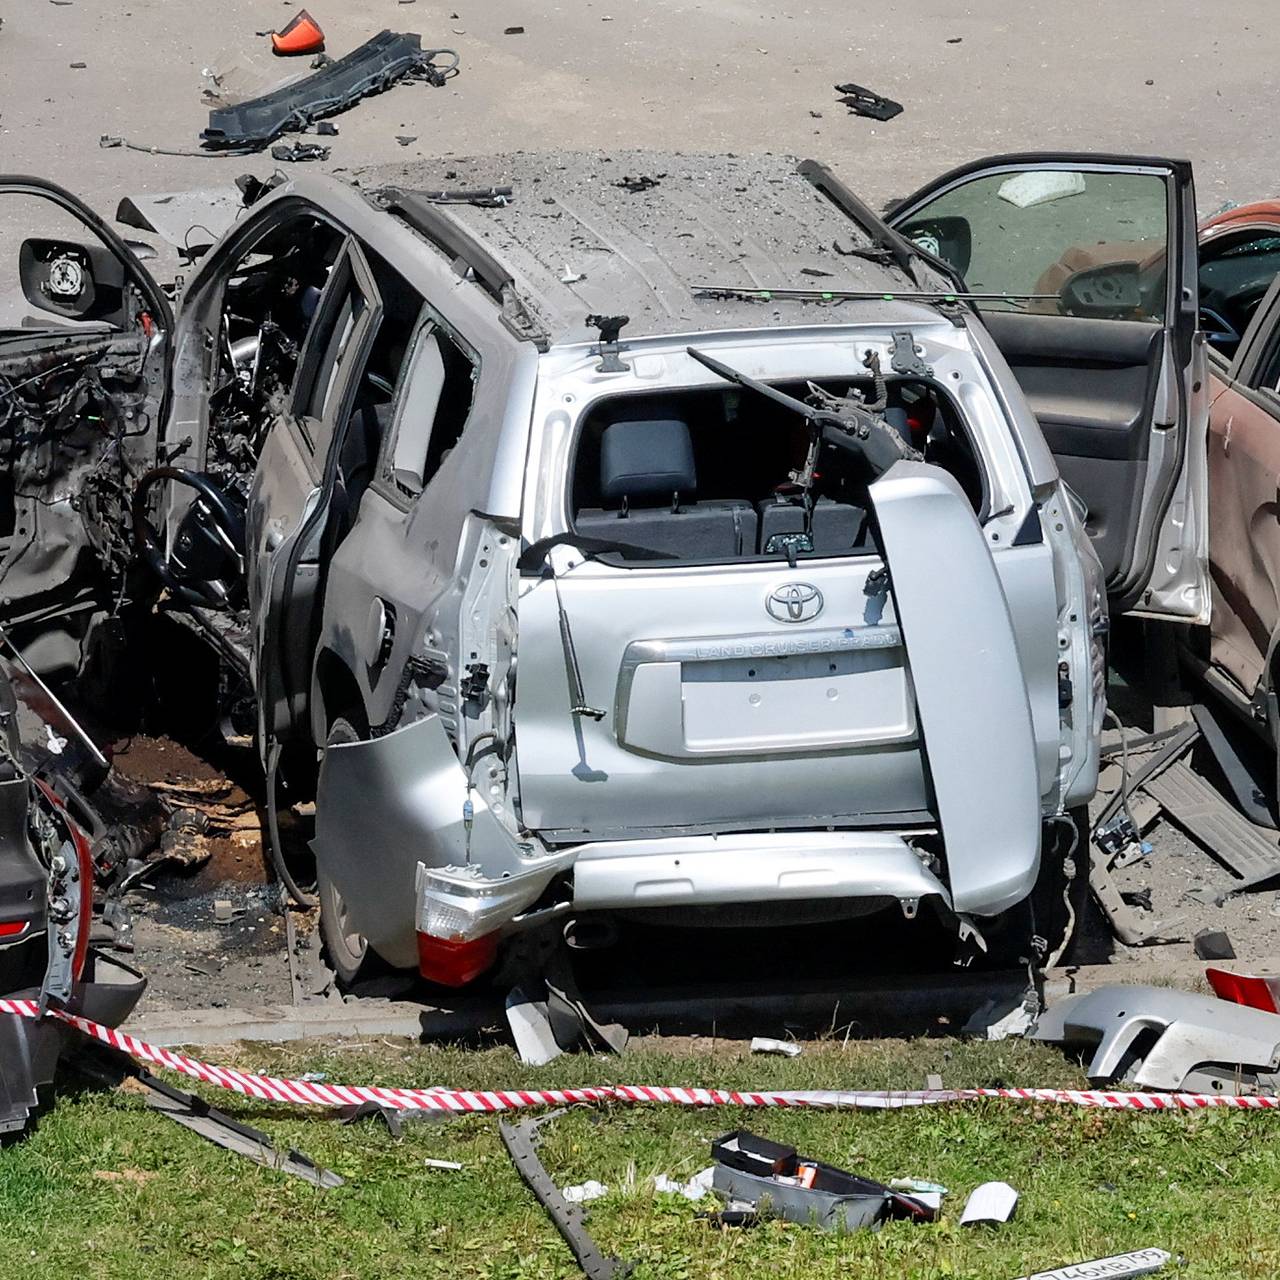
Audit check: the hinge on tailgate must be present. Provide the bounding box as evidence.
[586,314,631,373]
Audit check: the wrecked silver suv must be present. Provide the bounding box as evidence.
[0,152,1209,986]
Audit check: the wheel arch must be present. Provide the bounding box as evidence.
[311,648,369,744]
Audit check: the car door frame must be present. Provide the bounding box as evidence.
[248,233,384,752]
[1230,274,1280,402]
[886,152,1207,622]
[0,176,173,634]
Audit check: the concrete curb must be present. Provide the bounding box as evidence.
[123,955,1279,1048]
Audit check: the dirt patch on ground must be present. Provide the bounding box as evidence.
[110,735,227,787]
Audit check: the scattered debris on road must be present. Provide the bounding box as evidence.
[267,9,325,57]
[202,31,458,150]
[833,81,903,120]
[270,140,330,162]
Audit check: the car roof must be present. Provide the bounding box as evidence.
[355,151,953,346]
[1200,200,1280,238]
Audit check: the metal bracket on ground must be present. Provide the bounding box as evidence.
[499,1111,633,1279]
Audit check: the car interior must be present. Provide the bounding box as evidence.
[1198,229,1280,360]
[570,378,982,564]
[892,166,1188,599]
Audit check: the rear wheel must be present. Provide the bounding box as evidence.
[316,716,373,984]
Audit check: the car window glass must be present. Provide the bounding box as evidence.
[301,269,363,425]
[381,319,477,497]
[328,252,424,525]
[1198,231,1280,357]
[1250,320,1280,397]
[390,326,447,491]
[897,170,1168,320]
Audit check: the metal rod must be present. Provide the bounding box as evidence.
[694,284,1061,302]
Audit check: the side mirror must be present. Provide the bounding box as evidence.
[1059,260,1143,319]
[19,237,127,324]
[897,214,972,278]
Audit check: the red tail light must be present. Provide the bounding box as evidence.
[0,921,29,939]
[416,931,498,988]
[1206,967,1280,1014]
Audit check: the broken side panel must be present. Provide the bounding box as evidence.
[869,460,1041,916]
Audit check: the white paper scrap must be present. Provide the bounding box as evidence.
[960,1180,1019,1225]
[750,1037,802,1057]
[561,1180,609,1204]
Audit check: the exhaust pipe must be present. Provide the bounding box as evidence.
[563,916,618,952]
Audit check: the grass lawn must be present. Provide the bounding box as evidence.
[2,1033,1278,1279]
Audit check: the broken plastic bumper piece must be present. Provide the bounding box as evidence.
[1032,984,1280,1092]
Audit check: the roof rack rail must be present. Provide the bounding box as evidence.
[796,159,965,293]
[376,186,547,346]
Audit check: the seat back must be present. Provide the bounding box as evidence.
[576,417,756,559]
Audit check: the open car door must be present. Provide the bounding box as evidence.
[246,236,383,751]
[887,154,1208,621]
[0,176,171,674]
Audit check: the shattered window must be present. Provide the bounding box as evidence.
[897,170,1169,321]
[1199,230,1280,356]
[381,319,477,496]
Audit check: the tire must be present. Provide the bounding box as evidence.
[316,716,373,985]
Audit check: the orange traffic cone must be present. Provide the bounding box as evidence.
[271,10,325,56]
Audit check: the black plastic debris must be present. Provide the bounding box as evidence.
[504,25,525,34]
[202,30,459,150]
[396,134,417,146]
[316,120,338,136]
[1194,928,1237,961]
[236,171,288,207]
[270,141,330,162]
[615,174,662,194]
[834,81,903,121]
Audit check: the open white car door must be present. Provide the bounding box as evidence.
[888,153,1209,622]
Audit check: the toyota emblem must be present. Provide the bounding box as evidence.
[766,582,823,623]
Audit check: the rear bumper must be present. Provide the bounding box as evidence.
[570,831,950,912]
[413,830,963,953]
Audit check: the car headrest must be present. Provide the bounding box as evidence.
[599,418,696,505]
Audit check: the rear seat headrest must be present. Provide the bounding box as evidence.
[599,418,697,505]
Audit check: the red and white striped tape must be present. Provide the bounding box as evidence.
[8,997,1280,1115]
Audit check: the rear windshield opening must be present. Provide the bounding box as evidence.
[570,377,984,564]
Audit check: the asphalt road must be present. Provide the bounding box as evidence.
[0,0,1273,219]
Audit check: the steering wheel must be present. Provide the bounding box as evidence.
[132,467,247,609]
